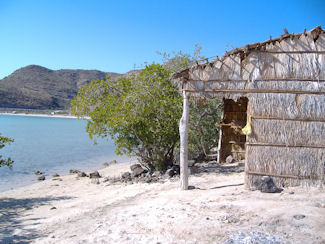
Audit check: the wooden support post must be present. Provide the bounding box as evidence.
[179,91,189,190]
[217,102,225,164]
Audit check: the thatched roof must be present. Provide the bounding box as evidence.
[172,26,325,103]
[173,26,324,81]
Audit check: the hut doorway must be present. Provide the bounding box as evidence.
[217,97,248,163]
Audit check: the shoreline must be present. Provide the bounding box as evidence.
[0,113,116,193]
[0,112,83,119]
[0,159,136,195]
[0,156,133,193]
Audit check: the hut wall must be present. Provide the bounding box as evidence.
[245,93,325,187]
[245,145,324,187]
[248,94,325,119]
[181,29,325,187]
[242,32,325,187]
[248,119,325,146]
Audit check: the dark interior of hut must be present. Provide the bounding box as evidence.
[217,97,248,163]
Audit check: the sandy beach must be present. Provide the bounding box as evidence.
[0,161,324,244]
[0,112,80,119]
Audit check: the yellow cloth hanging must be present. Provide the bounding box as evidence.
[242,115,252,136]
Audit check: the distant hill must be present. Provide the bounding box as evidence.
[0,65,123,110]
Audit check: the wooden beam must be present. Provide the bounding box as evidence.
[246,171,299,179]
[227,141,246,145]
[252,116,325,123]
[179,91,189,190]
[215,122,243,128]
[256,50,325,54]
[216,105,225,164]
[183,89,325,95]
[187,78,325,83]
[246,171,318,180]
[255,78,325,82]
[246,142,325,149]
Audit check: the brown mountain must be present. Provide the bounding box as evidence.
[0,65,122,109]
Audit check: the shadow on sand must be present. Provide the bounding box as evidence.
[0,196,72,243]
[188,162,245,190]
[210,183,244,189]
[197,162,245,175]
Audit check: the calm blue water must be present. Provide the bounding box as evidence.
[0,115,129,192]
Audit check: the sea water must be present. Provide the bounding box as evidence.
[0,114,129,192]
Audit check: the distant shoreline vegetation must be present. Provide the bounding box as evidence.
[0,108,84,119]
[0,107,71,115]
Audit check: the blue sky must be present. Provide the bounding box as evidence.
[0,0,324,78]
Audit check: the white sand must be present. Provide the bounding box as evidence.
[0,161,324,243]
[0,112,83,119]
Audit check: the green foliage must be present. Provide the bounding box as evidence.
[158,45,223,161]
[71,64,182,171]
[0,134,14,168]
[188,99,223,160]
[72,44,222,169]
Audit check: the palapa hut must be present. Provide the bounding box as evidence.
[174,26,325,190]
